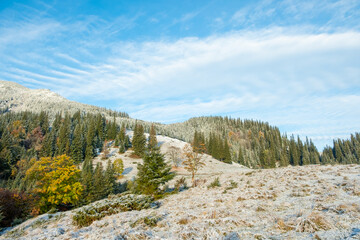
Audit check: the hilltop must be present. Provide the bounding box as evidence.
[0,80,128,118]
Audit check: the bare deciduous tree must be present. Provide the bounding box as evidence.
[167,146,182,168]
[182,143,206,187]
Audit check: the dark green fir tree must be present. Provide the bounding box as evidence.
[223,140,232,164]
[92,162,105,200]
[148,124,158,151]
[132,123,146,156]
[104,159,116,196]
[135,149,174,196]
[71,124,84,163]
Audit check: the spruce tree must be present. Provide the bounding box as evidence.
[40,131,55,157]
[289,135,300,166]
[85,120,96,160]
[132,123,146,156]
[223,140,232,164]
[192,130,200,149]
[92,162,105,200]
[238,146,245,166]
[262,149,271,168]
[135,149,174,196]
[309,140,320,164]
[334,140,344,163]
[71,124,84,163]
[81,158,94,203]
[104,160,116,196]
[95,114,105,148]
[56,122,70,156]
[38,111,49,136]
[52,113,62,134]
[301,145,310,165]
[148,124,158,151]
[119,123,126,142]
[118,123,127,153]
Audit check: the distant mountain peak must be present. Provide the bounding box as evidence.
[0,80,29,90]
[0,80,129,119]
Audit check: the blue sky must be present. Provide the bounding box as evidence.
[0,0,360,150]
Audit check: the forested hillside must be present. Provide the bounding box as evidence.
[163,116,360,168]
[1,80,360,170]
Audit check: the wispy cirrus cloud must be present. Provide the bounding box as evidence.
[0,0,359,150]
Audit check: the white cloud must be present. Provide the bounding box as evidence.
[0,21,359,149]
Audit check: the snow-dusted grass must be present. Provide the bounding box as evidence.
[3,163,360,240]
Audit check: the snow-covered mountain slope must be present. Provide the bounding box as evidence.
[0,80,127,119]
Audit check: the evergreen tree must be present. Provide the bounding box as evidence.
[238,146,245,166]
[192,130,200,149]
[56,115,71,156]
[301,145,310,165]
[107,117,117,140]
[71,124,84,163]
[148,124,158,151]
[38,111,49,136]
[119,123,126,142]
[260,149,272,168]
[280,146,289,167]
[40,131,56,157]
[118,123,127,153]
[132,123,146,156]
[95,114,105,149]
[125,135,131,149]
[289,135,300,166]
[81,158,94,203]
[223,140,232,164]
[104,160,116,196]
[52,113,62,134]
[322,146,334,164]
[85,120,96,160]
[135,149,174,196]
[92,163,105,200]
[309,140,320,164]
[207,132,214,156]
[333,140,344,163]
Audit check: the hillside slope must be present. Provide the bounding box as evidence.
[2,160,360,239]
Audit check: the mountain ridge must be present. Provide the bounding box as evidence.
[0,80,129,118]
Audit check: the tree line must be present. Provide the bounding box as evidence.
[190,117,359,168]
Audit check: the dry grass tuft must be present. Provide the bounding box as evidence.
[178,218,189,225]
[237,196,246,201]
[295,212,333,233]
[256,205,266,212]
[277,218,295,232]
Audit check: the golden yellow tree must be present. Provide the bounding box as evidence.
[113,158,124,178]
[182,144,206,187]
[25,155,83,212]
